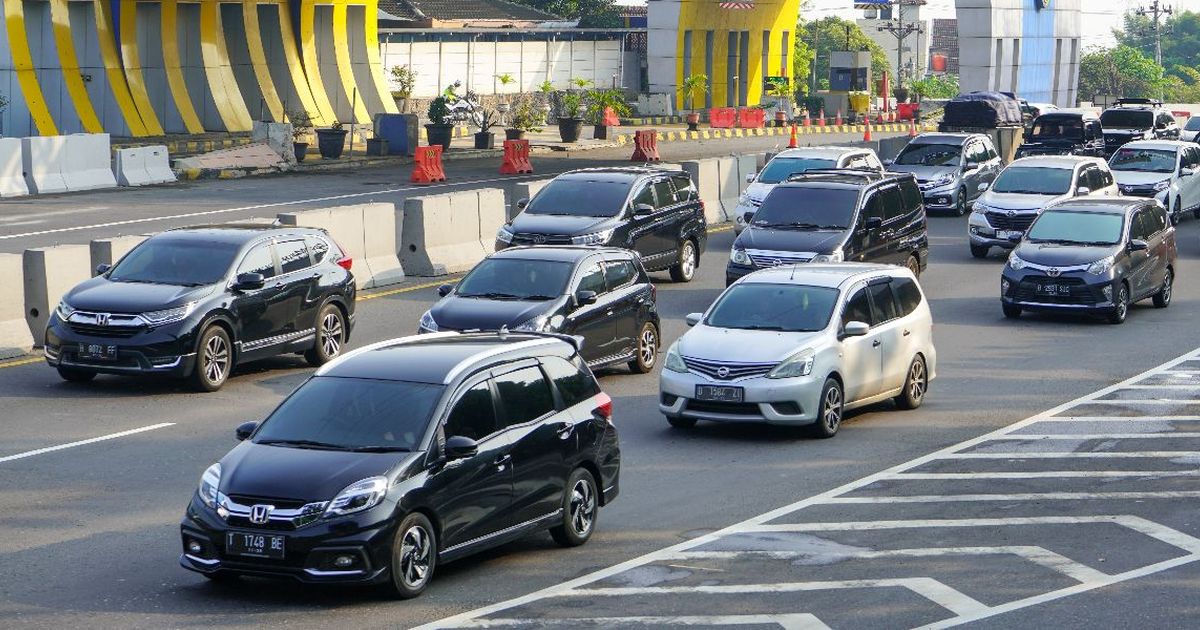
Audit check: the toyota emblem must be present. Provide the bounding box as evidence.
[249,504,274,525]
[532,234,547,245]
[1006,210,1017,217]
[771,258,783,267]
[1046,267,1061,277]
[716,366,730,379]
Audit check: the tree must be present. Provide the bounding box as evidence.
[910,74,959,100]
[793,17,893,97]
[1114,9,1200,87]
[1077,45,1165,101]
[509,0,620,28]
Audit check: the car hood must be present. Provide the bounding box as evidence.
[736,227,844,254]
[888,164,957,182]
[743,181,775,203]
[1112,171,1172,186]
[1014,242,1120,266]
[65,277,216,313]
[1017,140,1078,155]
[1104,128,1151,137]
[677,325,823,364]
[220,441,419,501]
[508,213,616,236]
[431,295,562,330]
[978,192,1064,212]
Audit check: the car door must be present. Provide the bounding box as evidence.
[1183,147,1200,210]
[271,238,321,342]
[1125,209,1155,297]
[852,189,888,263]
[981,138,1002,188]
[625,180,661,261]
[1142,205,1170,295]
[875,184,907,264]
[228,240,286,355]
[960,140,984,194]
[564,260,616,364]
[603,256,641,357]
[838,285,884,403]
[648,175,686,263]
[868,278,912,392]
[494,363,568,527]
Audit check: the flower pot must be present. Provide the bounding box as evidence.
[474,131,495,149]
[366,138,389,156]
[592,125,613,140]
[392,94,409,113]
[505,128,526,141]
[557,117,584,143]
[424,123,454,151]
[293,141,309,163]
[774,111,788,127]
[893,88,910,104]
[315,128,347,159]
[686,112,700,132]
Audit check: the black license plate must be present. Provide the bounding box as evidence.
[696,385,744,402]
[77,343,118,361]
[1036,284,1071,296]
[225,531,286,559]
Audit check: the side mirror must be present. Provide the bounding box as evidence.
[842,321,870,338]
[977,182,990,192]
[745,172,757,183]
[1007,232,1024,243]
[515,198,529,211]
[575,290,598,306]
[235,421,258,441]
[437,284,454,297]
[864,217,883,230]
[633,203,655,217]
[1183,167,1197,177]
[94,263,111,276]
[1129,239,1149,252]
[742,211,755,224]
[1076,186,1090,196]
[685,312,703,327]
[233,272,265,291]
[445,435,478,460]
[882,158,894,166]
[963,161,977,170]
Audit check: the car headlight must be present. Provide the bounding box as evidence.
[812,249,843,263]
[419,310,439,332]
[664,342,688,373]
[324,476,389,517]
[730,247,750,265]
[1154,180,1171,191]
[571,228,616,246]
[198,462,221,509]
[1008,254,1027,270]
[141,301,197,325]
[55,300,75,321]
[1087,256,1115,275]
[766,349,815,379]
[515,315,549,332]
[496,225,514,244]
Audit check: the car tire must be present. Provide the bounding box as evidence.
[955,187,967,216]
[1002,303,1022,319]
[904,254,921,279]
[1153,269,1173,308]
[550,468,598,547]
[190,325,232,392]
[628,322,659,374]
[669,239,697,283]
[667,416,697,429]
[1173,197,1183,225]
[805,378,843,439]
[388,512,437,599]
[57,367,96,383]
[1108,283,1130,325]
[894,355,928,410]
[970,244,989,259]
[305,304,345,367]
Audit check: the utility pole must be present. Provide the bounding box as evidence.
[876,0,925,88]
[1136,1,1173,66]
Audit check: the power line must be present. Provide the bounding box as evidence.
[1135,1,1173,65]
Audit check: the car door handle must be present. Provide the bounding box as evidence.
[555,421,574,439]
[872,339,881,347]
[493,454,511,470]
[903,329,911,336]
[606,309,614,316]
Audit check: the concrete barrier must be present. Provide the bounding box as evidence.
[402,189,506,276]
[278,203,404,290]
[144,146,177,184]
[478,189,507,255]
[715,157,740,222]
[681,159,722,225]
[90,235,147,272]
[62,133,117,191]
[23,245,91,345]
[0,254,34,359]
[114,147,151,186]
[878,136,912,162]
[734,153,757,196]
[510,179,553,220]
[359,204,405,289]
[22,136,69,195]
[0,138,30,197]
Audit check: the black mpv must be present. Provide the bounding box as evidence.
[1100,99,1180,155]
[496,167,708,282]
[1016,110,1106,158]
[727,170,929,286]
[420,246,662,373]
[44,225,356,391]
[179,332,620,598]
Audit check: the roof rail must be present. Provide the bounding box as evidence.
[1114,98,1162,107]
[785,168,890,182]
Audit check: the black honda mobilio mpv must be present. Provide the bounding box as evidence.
[179,332,620,598]
[44,225,356,391]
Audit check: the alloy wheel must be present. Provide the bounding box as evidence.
[1163,274,1173,305]
[822,386,842,432]
[639,327,657,367]
[681,242,696,279]
[569,478,596,537]
[203,335,229,384]
[399,524,433,589]
[905,256,920,278]
[320,312,343,358]
[908,359,926,403]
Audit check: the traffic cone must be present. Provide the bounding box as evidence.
[818,108,826,127]
[835,109,843,126]
[908,119,918,137]
[788,122,798,148]
[863,118,873,142]
[803,110,811,127]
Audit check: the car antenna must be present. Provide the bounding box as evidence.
[790,264,799,280]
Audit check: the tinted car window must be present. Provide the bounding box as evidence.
[109,237,242,286]
[576,263,607,295]
[495,367,556,426]
[1099,167,1114,187]
[671,175,697,202]
[895,143,960,166]
[899,179,923,213]
[867,282,899,323]
[706,283,839,332]
[841,287,873,327]
[445,381,498,441]
[653,179,675,208]
[892,277,923,316]
[879,185,904,221]
[1101,110,1154,129]
[753,186,860,229]
[604,259,637,289]
[1148,206,1167,234]
[757,157,836,183]
[277,239,311,274]
[992,166,1073,194]
[307,236,331,264]
[1028,210,1124,245]
[236,242,277,279]
[525,178,631,218]
[541,356,600,408]
[630,183,655,210]
[1031,117,1084,139]
[1130,211,1151,240]
[1085,121,1102,139]
[861,190,884,225]
[456,258,573,299]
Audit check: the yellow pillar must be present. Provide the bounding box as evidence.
[50,0,104,132]
[4,0,60,134]
[93,0,150,136]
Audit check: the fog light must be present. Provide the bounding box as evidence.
[187,539,203,554]
[938,197,949,205]
[1001,279,1010,294]
[1102,285,1113,300]
[333,555,356,568]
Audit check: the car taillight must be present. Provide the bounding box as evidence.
[336,256,353,271]
[593,392,613,424]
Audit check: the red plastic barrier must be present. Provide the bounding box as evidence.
[500,139,533,174]
[411,145,446,183]
[602,107,621,126]
[708,107,737,128]
[1173,110,1192,118]
[737,107,765,128]
[897,103,919,121]
[631,129,660,162]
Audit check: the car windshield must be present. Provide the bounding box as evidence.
[454,258,572,300]
[894,143,961,166]
[1101,110,1153,129]
[1186,117,1200,131]
[757,157,837,183]
[108,237,241,286]
[705,283,839,332]
[752,186,859,229]
[1030,118,1083,139]
[525,179,630,217]
[991,166,1073,195]
[254,377,444,451]
[1109,148,1176,173]
[1026,210,1124,245]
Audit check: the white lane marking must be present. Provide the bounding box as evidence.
[1109,384,1200,389]
[417,347,1200,630]
[0,423,175,464]
[1041,416,1200,421]
[890,470,1200,479]
[452,614,831,629]
[941,451,1200,459]
[821,491,1200,504]
[1079,399,1200,404]
[984,433,1200,439]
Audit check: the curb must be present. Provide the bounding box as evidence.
[613,123,936,145]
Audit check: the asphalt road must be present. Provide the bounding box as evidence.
[4,156,1200,628]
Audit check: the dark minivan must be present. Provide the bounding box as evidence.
[496,167,708,282]
[1016,110,1106,158]
[727,171,929,285]
[1100,99,1180,155]
[1001,198,1175,324]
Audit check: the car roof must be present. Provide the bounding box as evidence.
[1008,155,1104,169]
[556,167,684,183]
[1049,197,1148,214]
[782,169,908,188]
[1036,109,1099,120]
[909,132,977,145]
[774,146,869,159]
[157,224,318,245]
[738,263,908,289]
[490,246,628,263]
[1119,139,1191,150]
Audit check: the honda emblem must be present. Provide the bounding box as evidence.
[249,504,274,524]
[95,313,110,326]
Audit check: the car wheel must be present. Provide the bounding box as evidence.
[305,304,345,367]
[1108,283,1130,325]
[550,468,598,547]
[669,239,697,283]
[189,326,232,392]
[805,378,843,439]
[667,416,697,429]
[904,254,921,279]
[894,355,928,410]
[955,188,967,216]
[628,322,659,374]
[1173,197,1183,225]
[1154,269,1173,308]
[57,367,96,383]
[1002,303,1022,319]
[388,512,436,599]
[970,244,989,259]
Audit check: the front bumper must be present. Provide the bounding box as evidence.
[659,368,822,425]
[1001,268,1118,314]
[968,211,1036,250]
[919,184,959,210]
[725,262,756,286]
[43,317,198,377]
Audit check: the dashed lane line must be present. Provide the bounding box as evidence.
[820,491,1200,504]
[453,614,831,629]
[938,451,1200,459]
[0,423,175,464]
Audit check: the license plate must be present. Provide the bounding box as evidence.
[996,230,1022,240]
[696,385,744,402]
[225,531,286,559]
[1037,284,1070,295]
[77,343,117,361]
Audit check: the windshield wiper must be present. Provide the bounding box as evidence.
[256,439,349,451]
[464,292,521,300]
[735,324,785,331]
[349,445,412,453]
[1029,238,1080,245]
[522,294,558,301]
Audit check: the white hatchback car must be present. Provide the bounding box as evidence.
[659,263,935,438]
[734,147,884,233]
[1109,140,1200,224]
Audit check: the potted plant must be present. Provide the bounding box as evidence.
[893,82,911,104]
[286,108,314,162]
[537,80,555,124]
[677,73,708,131]
[315,119,347,159]
[474,109,499,149]
[586,87,630,139]
[765,77,791,126]
[506,95,541,140]
[390,65,416,112]
[555,88,585,143]
[425,96,453,150]
[496,72,516,125]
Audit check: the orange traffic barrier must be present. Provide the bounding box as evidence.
[863,118,873,142]
[788,122,798,148]
[631,129,660,162]
[500,139,533,175]
[835,109,843,126]
[803,111,811,127]
[818,108,826,127]
[411,145,446,183]
[602,107,620,127]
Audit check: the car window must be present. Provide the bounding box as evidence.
[891,276,923,317]
[1129,211,1150,240]
[541,356,600,408]
[864,153,884,171]
[277,239,311,274]
[860,191,884,226]
[1099,166,1114,188]
[1085,121,1102,139]
[653,179,675,208]
[867,281,899,323]
[604,259,637,289]
[630,183,655,211]
[671,175,697,202]
[236,242,277,279]
[878,185,904,221]
[1150,206,1168,233]
[898,179,923,214]
[107,237,242,286]
[982,139,998,160]
[444,381,498,441]
[495,366,557,426]
[841,287,873,328]
[575,263,607,295]
[1186,147,1200,168]
[306,236,331,264]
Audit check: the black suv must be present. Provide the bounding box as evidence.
[1100,99,1180,155]
[179,332,620,598]
[1016,110,1106,158]
[496,167,708,282]
[727,170,929,285]
[1001,198,1176,324]
[44,225,356,391]
[420,246,661,373]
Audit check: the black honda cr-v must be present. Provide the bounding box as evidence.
[44,225,356,391]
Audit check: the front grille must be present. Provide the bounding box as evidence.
[1011,275,1098,305]
[67,323,143,338]
[1118,184,1159,198]
[227,495,311,511]
[511,233,573,246]
[224,515,297,531]
[985,211,1037,232]
[685,400,762,416]
[683,356,776,380]
[746,249,813,268]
